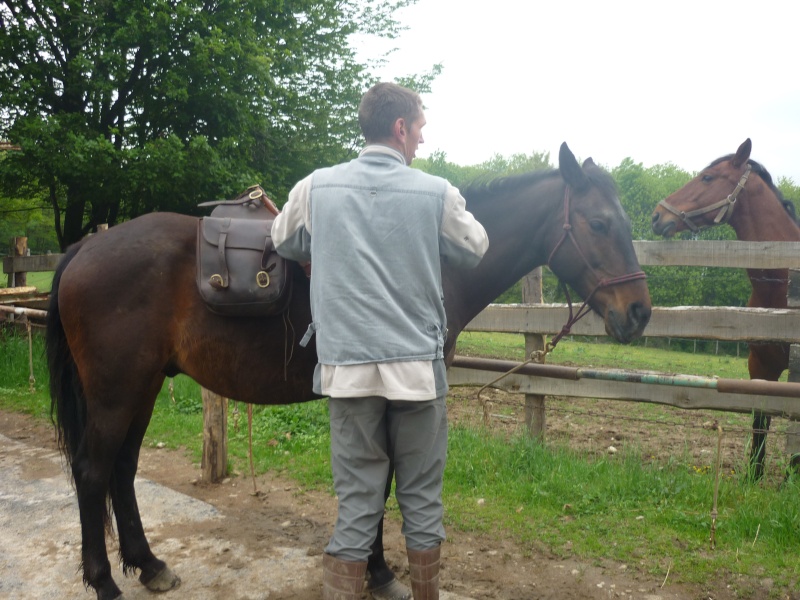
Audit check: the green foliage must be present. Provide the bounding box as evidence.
[0,0,420,248]
[414,148,552,190]
[611,158,692,241]
[0,331,50,418]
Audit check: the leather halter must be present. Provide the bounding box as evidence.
[545,185,647,350]
[657,164,752,233]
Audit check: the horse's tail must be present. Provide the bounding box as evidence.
[46,241,87,471]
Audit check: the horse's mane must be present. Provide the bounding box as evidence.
[709,154,798,223]
[460,164,618,206]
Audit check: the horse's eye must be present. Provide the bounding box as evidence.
[701,174,714,183]
[589,220,608,234]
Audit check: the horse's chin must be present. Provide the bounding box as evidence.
[653,220,677,238]
[604,320,642,345]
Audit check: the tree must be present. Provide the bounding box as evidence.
[0,0,416,248]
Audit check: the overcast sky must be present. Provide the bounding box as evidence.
[361,0,800,183]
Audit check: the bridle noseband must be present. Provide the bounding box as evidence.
[545,185,647,350]
[657,164,751,233]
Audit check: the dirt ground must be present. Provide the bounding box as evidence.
[0,389,795,600]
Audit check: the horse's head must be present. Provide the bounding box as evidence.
[652,138,753,237]
[547,142,651,344]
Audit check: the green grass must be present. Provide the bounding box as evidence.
[457,331,753,380]
[443,427,800,592]
[1,330,798,597]
[0,270,53,291]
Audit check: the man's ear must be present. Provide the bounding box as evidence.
[393,118,406,140]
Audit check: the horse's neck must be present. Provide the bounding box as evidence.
[729,182,796,303]
[444,177,561,336]
[730,183,800,243]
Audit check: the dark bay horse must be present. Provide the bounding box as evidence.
[651,138,799,479]
[47,142,651,600]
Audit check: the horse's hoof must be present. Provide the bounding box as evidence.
[368,577,412,600]
[140,566,181,593]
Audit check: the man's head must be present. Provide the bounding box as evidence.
[358,82,426,165]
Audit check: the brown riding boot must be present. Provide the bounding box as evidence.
[322,553,368,600]
[407,545,440,600]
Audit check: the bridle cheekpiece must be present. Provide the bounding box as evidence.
[545,185,647,351]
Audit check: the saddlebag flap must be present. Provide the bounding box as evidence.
[196,216,292,316]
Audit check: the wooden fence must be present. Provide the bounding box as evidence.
[450,240,800,463]
[6,238,800,479]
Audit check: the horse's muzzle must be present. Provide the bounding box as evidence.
[651,210,677,237]
[606,300,651,344]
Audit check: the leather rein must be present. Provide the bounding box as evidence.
[657,164,752,233]
[545,185,647,352]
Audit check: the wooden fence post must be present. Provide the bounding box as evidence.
[785,270,800,463]
[7,237,28,288]
[201,387,228,483]
[522,268,546,439]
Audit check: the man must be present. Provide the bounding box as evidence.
[272,82,488,600]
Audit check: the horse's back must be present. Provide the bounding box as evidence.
[61,212,196,283]
[56,213,198,374]
[56,212,318,404]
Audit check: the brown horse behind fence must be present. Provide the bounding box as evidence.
[651,138,799,479]
[47,142,651,600]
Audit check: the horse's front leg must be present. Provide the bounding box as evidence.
[747,347,784,480]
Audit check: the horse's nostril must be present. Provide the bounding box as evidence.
[629,301,652,326]
[651,212,660,225]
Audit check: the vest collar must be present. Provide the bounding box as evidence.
[359,144,406,165]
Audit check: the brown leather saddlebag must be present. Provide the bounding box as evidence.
[196,216,292,316]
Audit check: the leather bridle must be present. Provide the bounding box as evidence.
[545,185,647,351]
[657,164,751,233]
[474,184,647,401]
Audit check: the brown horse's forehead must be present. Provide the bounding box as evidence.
[578,188,625,216]
[572,193,633,233]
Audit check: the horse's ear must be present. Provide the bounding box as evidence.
[559,142,590,191]
[582,157,596,168]
[732,138,752,168]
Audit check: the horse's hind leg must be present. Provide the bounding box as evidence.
[72,418,131,600]
[750,412,771,481]
[109,380,180,593]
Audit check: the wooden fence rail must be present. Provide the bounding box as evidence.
[455,240,800,458]
[8,240,800,277]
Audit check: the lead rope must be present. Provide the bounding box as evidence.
[248,403,259,495]
[27,320,35,393]
[709,422,723,550]
[476,281,595,425]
